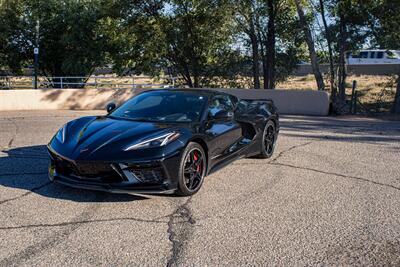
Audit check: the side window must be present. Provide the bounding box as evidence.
[208,95,234,117]
[377,52,384,59]
[360,52,369,58]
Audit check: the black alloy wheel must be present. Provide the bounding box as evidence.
[258,120,276,158]
[177,142,206,196]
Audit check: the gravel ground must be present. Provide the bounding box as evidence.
[0,111,399,266]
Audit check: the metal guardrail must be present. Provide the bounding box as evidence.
[0,76,178,90]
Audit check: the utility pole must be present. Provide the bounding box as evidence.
[34,20,40,89]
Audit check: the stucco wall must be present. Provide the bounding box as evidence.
[0,88,330,115]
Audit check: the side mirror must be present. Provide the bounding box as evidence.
[212,110,234,120]
[106,102,116,113]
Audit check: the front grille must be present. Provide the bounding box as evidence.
[74,162,115,176]
[50,150,122,183]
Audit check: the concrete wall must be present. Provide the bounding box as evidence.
[0,88,330,116]
[216,88,330,116]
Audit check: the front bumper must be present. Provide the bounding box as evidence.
[48,146,181,195]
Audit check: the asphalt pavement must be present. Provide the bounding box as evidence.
[0,111,399,266]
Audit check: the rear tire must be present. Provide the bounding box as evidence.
[257,120,277,159]
[176,142,206,196]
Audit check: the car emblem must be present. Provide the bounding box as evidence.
[80,148,89,153]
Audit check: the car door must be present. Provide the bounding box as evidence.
[205,94,242,162]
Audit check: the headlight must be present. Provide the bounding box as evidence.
[55,124,67,143]
[124,132,181,151]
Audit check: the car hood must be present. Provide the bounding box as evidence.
[50,116,188,160]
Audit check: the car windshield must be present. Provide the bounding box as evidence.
[109,91,208,123]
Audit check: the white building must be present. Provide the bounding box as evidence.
[346,50,400,64]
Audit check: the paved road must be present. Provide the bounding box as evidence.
[0,111,399,266]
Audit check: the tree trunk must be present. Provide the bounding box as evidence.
[319,0,336,97]
[260,44,268,89]
[249,21,260,89]
[294,0,325,91]
[265,0,276,89]
[183,64,193,88]
[337,14,347,102]
[256,13,267,89]
[193,73,199,88]
[192,56,199,88]
[392,76,400,114]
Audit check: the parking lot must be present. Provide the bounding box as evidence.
[0,110,399,266]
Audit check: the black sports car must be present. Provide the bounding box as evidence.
[48,89,279,196]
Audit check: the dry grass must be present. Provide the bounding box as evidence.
[278,74,397,113]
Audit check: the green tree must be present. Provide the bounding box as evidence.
[160,0,235,88]
[316,0,371,112]
[1,0,112,86]
[0,0,157,87]
[231,0,304,89]
[367,0,400,113]
[293,0,325,91]
[107,0,165,75]
[260,0,303,88]
[0,0,28,74]
[233,0,262,89]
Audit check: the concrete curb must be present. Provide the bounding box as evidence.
[0,88,330,116]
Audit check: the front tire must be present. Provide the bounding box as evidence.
[176,142,206,196]
[257,120,277,159]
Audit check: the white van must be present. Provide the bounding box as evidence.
[346,50,400,64]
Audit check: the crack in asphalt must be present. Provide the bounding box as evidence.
[0,193,107,267]
[269,140,318,163]
[166,197,196,267]
[270,162,400,192]
[0,182,51,205]
[0,216,168,230]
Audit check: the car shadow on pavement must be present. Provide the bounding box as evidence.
[0,145,148,202]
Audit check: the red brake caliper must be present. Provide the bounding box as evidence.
[193,152,200,172]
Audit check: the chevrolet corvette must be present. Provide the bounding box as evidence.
[48,89,279,196]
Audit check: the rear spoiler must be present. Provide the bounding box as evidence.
[238,98,278,113]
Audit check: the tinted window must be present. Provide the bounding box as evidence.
[110,91,207,122]
[208,95,234,117]
[377,52,384,58]
[360,52,369,58]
